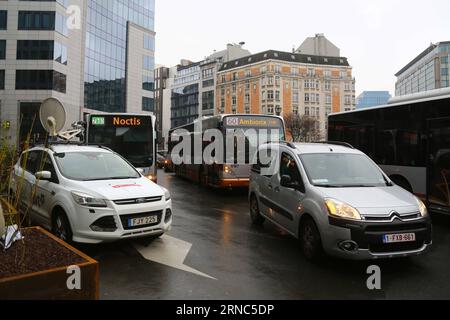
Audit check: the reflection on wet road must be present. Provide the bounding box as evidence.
[79,171,450,300]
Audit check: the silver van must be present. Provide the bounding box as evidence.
[249,142,432,260]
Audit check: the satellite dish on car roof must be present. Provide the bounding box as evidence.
[39,98,66,137]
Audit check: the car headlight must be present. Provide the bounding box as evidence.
[325,198,362,220]
[72,191,107,208]
[162,188,171,201]
[416,197,428,217]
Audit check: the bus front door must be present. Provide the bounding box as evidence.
[427,118,450,214]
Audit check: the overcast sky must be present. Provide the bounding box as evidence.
[155,0,450,95]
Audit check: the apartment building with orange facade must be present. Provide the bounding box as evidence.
[216,50,356,136]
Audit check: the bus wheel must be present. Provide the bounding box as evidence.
[391,176,413,193]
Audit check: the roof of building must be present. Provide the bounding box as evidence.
[395,41,450,77]
[219,50,350,72]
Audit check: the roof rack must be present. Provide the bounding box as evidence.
[265,140,297,149]
[312,141,355,149]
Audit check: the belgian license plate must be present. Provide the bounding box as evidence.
[383,233,416,244]
[129,215,158,227]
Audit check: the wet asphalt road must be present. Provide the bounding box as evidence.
[79,171,450,300]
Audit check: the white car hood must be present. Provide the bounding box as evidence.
[318,186,419,215]
[71,177,164,201]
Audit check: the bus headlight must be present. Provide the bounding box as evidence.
[146,174,157,182]
[325,199,362,220]
[416,197,428,217]
[224,165,232,174]
[72,191,107,208]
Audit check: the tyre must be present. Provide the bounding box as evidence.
[250,195,265,226]
[300,218,323,261]
[52,210,73,243]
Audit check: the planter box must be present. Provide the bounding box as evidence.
[0,227,99,300]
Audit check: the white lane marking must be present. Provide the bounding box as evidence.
[134,235,217,280]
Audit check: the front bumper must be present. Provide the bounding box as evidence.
[71,201,173,244]
[323,216,432,260]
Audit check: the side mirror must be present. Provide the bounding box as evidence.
[280,175,292,188]
[35,171,52,181]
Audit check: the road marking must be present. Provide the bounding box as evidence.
[134,235,217,280]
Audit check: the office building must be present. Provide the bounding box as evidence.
[296,34,340,57]
[356,91,391,109]
[216,50,355,136]
[170,43,251,129]
[395,41,450,96]
[0,0,156,144]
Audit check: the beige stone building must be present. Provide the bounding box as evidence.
[216,50,356,136]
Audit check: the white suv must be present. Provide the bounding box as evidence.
[11,144,172,244]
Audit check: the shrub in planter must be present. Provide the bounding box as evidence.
[0,227,99,300]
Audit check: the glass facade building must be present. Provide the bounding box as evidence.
[396,41,450,96]
[356,91,391,109]
[84,0,155,113]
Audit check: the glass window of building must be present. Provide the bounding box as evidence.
[15,70,66,93]
[0,70,5,90]
[144,35,155,51]
[0,11,7,30]
[0,40,5,59]
[143,75,154,91]
[142,97,154,112]
[85,0,155,113]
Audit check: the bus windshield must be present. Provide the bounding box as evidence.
[88,115,154,168]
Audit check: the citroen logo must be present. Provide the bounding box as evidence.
[389,211,401,220]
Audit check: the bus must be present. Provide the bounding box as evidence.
[85,113,157,183]
[328,88,450,214]
[168,114,286,188]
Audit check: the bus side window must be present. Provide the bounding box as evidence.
[377,131,396,165]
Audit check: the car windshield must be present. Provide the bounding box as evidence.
[299,153,390,188]
[54,151,140,181]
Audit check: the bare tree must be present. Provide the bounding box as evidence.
[284,113,322,142]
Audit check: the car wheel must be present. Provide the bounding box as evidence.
[250,195,265,226]
[52,211,73,243]
[300,218,323,261]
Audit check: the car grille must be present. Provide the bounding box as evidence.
[369,242,425,254]
[114,196,162,205]
[365,222,428,233]
[120,210,163,230]
[363,212,421,222]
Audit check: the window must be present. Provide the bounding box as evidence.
[0,70,4,90]
[232,72,237,81]
[202,91,214,111]
[245,80,250,91]
[16,70,66,93]
[292,67,299,75]
[142,97,154,112]
[293,105,299,115]
[275,76,280,86]
[307,68,315,77]
[275,91,280,102]
[280,153,303,189]
[0,11,7,30]
[202,79,214,87]
[143,55,154,71]
[267,90,274,101]
[0,40,5,60]
[274,65,281,74]
[305,93,310,103]
[232,96,237,106]
[245,69,251,78]
[293,91,299,103]
[144,35,155,51]
[325,81,331,91]
[324,69,331,77]
[245,93,250,104]
[16,40,67,65]
[143,75,154,91]
[260,66,267,74]
[293,80,299,89]
[326,94,332,105]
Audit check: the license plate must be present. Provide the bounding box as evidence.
[383,233,416,244]
[129,215,158,227]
